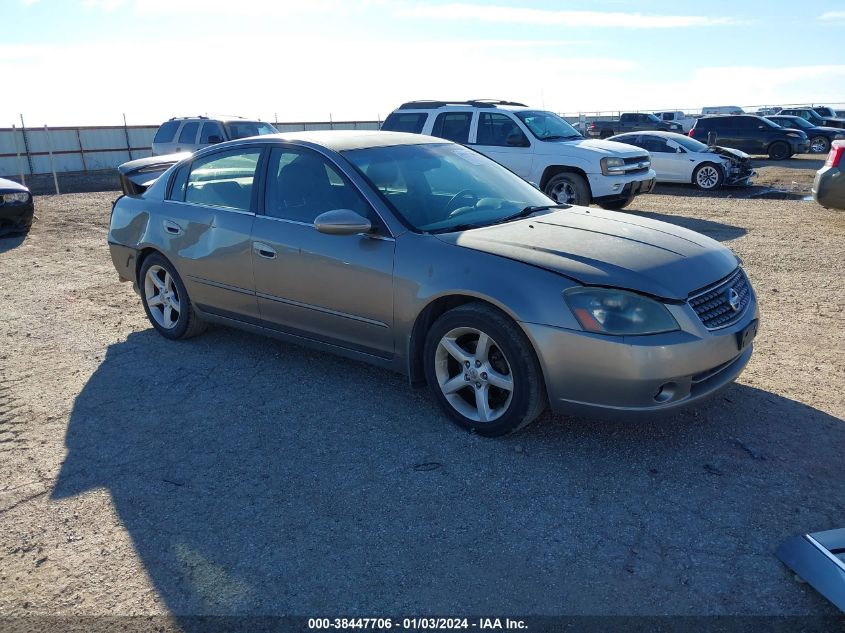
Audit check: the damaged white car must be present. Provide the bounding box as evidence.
[608,131,755,191]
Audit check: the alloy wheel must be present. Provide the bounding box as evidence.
[696,165,720,189]
[810,136,829,153]
[434,327,514,423]
[548,180,577,204]
[144,264,181,329]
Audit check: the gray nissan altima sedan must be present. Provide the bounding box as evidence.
[108,131,759,436]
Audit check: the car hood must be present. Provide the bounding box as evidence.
[554,138,648,157]
[0,177,29,193]
[707,145,750,161]
[437,207,738,300]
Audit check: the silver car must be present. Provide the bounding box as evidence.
[108,131,759,436]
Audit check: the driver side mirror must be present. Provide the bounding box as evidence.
[506,132,529,147]
[314,209,372,236]
[207,135,223,144]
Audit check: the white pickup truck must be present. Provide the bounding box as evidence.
[654,110,698,133]
[382,100,657,210]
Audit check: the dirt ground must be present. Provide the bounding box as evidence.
[1,157,844,622]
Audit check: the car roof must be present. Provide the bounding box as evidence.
[165,116,268,123]
[612,131,693,140]
[393,100,534,113]
[208,130,445,153]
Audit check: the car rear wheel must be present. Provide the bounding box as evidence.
[139,253,207,340]
[544,172,590,206]
[768,141,791,160]
[810,136,830,154]
[423,303,546,436]
[692,162,724,190]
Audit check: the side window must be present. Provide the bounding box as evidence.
[476,113,529,147]
[640,136,672,153]
[200,122,225,144]
[168,163,189,201]
[431,112,472,144]
[617,135,644,149]
[735,117,755,130]
[264,147,373,225]
[184,149,261,211]
[154,121,180,144]
[381,112,427,133]
[620,113,634,123]
[178,122,199,144]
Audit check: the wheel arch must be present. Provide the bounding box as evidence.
[690,160,724,186]
[406,293,539,387]
[135,246,170,284]
[539,165,592,195]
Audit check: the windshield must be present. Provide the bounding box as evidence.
[776,117,811,129]
[224,121,278,139]
[673,136,709,152]
[514,110,581,140]
[342,143,554,233]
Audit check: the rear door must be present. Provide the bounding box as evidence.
[250,145,395,357]
[162,146,264,322]
[471,112,533,178]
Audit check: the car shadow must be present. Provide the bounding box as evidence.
[755,156,826,171]
[0,232,28,253]
[53,328,845,621]
[623,207,747,242]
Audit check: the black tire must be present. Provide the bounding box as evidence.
[810,135,830,154]
[692,162,724,190]
[544,172,591,206]
[768,141,790,160]
[423,303,547,437]
[598,196,635,210]
[138,252,207,340]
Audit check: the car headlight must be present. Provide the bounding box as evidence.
[1,192,30,204]
[785,132,803,139]
[564,287,679,336]
[601,156,626,175]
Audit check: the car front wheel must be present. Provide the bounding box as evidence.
[423,303,546,436]
[693,162,724,190]
[139,253,207,340]
[810,136,830,154]
[544,172,590,206]
[768,141,791,160]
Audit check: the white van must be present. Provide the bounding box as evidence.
[701,106,745,116]
[151,116,278,155]
[382,100,656,210]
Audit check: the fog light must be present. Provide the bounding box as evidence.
[654,382,678,403]
[612,183,621,191]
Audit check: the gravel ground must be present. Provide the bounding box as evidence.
[1,163,844,621]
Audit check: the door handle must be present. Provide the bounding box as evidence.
[253,242,277,259]
[163,219,183,235]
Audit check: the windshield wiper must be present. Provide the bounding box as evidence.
[491,204,569,225]
[541,134,582,141]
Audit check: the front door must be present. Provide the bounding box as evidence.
[251,146,395,358]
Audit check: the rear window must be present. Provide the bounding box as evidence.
[381,112,428,134]
[153,120,180,144]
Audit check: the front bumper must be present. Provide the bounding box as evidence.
[813,166,845,210]
[0,199,34,235]
[521,298,759,420]
[793,140,811,154]
[590,173,656,204]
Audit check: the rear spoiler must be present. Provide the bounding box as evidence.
[118,152,191,196]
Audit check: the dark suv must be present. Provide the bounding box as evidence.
[689,115,810,160]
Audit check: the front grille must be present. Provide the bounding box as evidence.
[621,155,650,175]
[688,267,752,330]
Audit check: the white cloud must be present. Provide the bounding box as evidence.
[400,3,734,28]
[818,11,845,21]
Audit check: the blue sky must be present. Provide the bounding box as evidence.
[2,0,844,126]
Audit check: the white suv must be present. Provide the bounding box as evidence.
[381,100,656,209]
[151,116,278,156]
